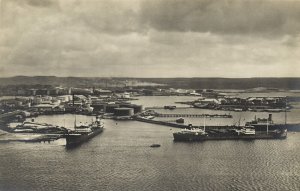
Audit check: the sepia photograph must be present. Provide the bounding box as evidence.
[0,0,300,190]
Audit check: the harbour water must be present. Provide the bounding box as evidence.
[1,95,300,191]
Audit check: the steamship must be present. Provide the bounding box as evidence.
[64,116,104,147]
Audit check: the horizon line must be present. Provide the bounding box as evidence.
[2,76,300,79]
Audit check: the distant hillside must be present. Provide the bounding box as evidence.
[136,78,300,90]
[0,76,117,88]
[0,76,300,90]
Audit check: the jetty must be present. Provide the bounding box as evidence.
[0,134,62,143]
[145,106,192,109]
[155,113,232,118]
[134,116,234,129]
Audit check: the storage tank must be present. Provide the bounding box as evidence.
[33,97,42,104]
[91,104,107,112]
[114,108,134,116]
[118,104,144,113]
[105,104,120,113]
[129,104,144,113]
[119,103,132,108]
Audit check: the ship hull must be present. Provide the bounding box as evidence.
[173,131,287,142]
[65,128,103,147]
[251,124,300,132]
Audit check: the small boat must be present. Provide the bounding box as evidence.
[150,144,161,148]
[233,108,243,112]
[164,105,176,110]
[176,117,184,123]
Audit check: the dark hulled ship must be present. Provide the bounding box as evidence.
[64,116,104,147]
[173,115,287,142]
[173,127,287,142]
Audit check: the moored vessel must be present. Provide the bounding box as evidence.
[64,116,104,147]
[173,126,287,142]
[173,115,287,142]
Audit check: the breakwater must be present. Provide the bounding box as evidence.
[134,117,234,129]
[0,134,62,143]
[134,116,300,131]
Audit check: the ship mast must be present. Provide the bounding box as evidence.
[74,115,77,129]
[285,96,287,126]
[267,118,269,135]
[203,115,206,132]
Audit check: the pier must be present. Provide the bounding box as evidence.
[145,106,192,109]
[135,117,188,128]
[154,113,232,118]
[134,117,234,129]
[0,134,62,143]
[26,135,62,143]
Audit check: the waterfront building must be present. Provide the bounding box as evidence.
[17,89,26,96]
[32,104,57,112]
[56,95,72,103]
[71,88,93,95]
[94,89,112,95]
[115,92,130,99]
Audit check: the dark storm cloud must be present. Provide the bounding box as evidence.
[1,0,300,77]
[140,0,300,36]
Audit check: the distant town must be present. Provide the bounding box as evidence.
[0,77,293,133]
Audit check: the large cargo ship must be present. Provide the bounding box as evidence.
[173,126,287,142]
[246,114,300,132]
[173,114,287,142]
[64,116,104,147]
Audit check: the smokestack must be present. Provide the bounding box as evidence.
[268,114,272,121]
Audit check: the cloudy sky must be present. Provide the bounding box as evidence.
[1,0,300,77]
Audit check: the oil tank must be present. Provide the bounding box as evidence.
[105,104,120,113]
[118,104,144,113]
[119,103,132,108]
[91,104,106,112]
[114,108,134,116]
[130,104,144,113]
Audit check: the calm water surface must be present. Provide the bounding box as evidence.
[1,95,300,191]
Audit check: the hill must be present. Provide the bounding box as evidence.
[0,76,300,90]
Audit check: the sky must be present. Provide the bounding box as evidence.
[1,0,300,78]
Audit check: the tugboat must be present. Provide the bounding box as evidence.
[164,105,176,110]
[64,116,104,147]
[150,144,161,148]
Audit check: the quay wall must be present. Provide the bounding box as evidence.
[134,117,235,129]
